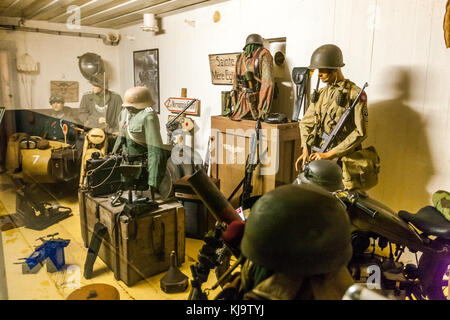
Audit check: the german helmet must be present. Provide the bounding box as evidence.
[122,86,155,110]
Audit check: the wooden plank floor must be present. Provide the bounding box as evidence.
[0,173,223,300]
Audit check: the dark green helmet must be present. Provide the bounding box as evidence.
[240,184,352,277]
[309,44,345,69]
[294,160,344,192]
[49,94,65,104]
[244,33,264,49]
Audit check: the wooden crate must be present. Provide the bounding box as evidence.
[78,191,185,286]
[210,116,301,207]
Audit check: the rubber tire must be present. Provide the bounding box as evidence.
[418,250,449,300]
[158,158,183,200]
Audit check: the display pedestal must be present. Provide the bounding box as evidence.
[210,116,302,207]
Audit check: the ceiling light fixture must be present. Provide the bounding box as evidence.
[141,13,159,33]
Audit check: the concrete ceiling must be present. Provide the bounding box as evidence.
[0,0,224,29]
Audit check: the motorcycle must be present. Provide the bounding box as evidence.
[332,190,449,300]
[293,159,450,300]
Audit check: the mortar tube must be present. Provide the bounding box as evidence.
[187,169,243,225]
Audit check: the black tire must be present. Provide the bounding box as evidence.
[418,251,449,300]
[158,158,183,200]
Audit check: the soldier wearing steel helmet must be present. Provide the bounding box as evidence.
[230,34,274,121]
[215,184,354,300]
[112,86,168,192]
[79,75,123,134]
[295,44,372,190]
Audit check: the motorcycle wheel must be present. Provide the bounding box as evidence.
[418,252,449,300]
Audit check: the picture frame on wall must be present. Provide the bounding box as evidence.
[133,49,160,113]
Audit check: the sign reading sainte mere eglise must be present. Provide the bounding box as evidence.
[208,52,240,85]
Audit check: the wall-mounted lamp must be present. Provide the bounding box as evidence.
[141,13,159,33]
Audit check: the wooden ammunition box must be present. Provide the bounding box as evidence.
[78,190,185,286]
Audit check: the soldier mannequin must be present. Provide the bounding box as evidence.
[230,34,274,121]
[38,94,79,143]
[79,75,123,134]
[112,86,168,198]
[215,184,354,300]
[295,44,369,188]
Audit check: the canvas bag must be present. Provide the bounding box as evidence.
[340,146,380,191]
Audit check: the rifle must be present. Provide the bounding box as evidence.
[240,118,261,208]
[311,82,368,154]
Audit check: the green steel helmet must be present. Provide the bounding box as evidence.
[244,33,264,49]
[309,44,345,69]
[49,94,65,104]
[294,160,344,192]
[240,184,352,277]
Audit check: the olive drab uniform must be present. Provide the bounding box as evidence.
[237,260,354,300]
[300,79,380,190]
[112,107,168,190]
[215,184,355,301]
[231,47,274,120]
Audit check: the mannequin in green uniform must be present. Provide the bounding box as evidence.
[112,86,168,199]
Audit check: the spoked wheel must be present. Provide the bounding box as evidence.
[418,250,450,300]
[424,262,449,300]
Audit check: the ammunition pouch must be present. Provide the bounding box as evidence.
[50,147,78,181]
[340,146,380,191]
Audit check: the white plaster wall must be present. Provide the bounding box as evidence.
[114,0,449,212]
[0,20,120,109]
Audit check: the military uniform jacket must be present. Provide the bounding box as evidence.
[231,47,274,120]
[38,106,80,143]
[299,79,368,158]
[79,90,123,133]
[112,108,168,189]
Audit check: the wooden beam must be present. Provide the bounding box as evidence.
[97,0,227,29]
[0,0,18,15]
[47,0,97,23]
[49,0,124,23]
[24,0,60,19]
[81,0,166,26]
[92,0,208,28]
[31,0,89,21]
[0,0,35,17]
